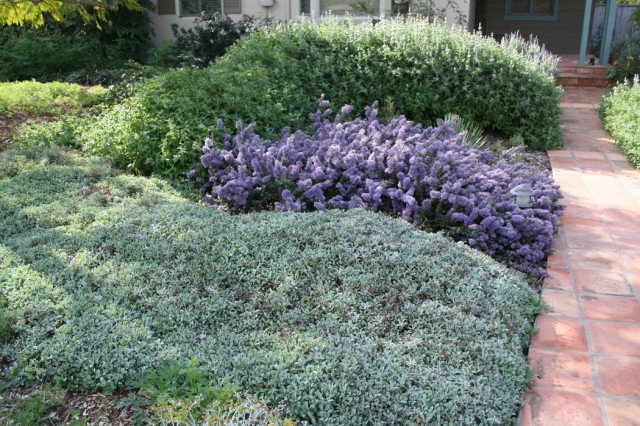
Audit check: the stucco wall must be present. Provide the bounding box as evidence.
[149,0,471,46]
[149,0,288,45]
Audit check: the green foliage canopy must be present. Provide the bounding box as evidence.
[0,0,143,27]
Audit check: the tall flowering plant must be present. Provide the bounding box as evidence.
[189,102,563,276]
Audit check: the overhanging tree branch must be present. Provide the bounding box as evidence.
[0,0,143,26]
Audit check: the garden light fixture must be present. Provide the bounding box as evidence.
[510,184,534,208]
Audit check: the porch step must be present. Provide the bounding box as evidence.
[556,65,611,88]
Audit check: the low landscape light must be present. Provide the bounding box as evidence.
[510,184,535,208]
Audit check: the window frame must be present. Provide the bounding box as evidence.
[179,0,203,17]
[301,0,386,18]
[179,0,241,18]
[504,0,559,21]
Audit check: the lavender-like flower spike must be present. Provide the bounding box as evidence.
[341,105,354,115]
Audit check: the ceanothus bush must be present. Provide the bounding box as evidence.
[189,102,563,276]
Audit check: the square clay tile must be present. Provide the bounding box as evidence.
[573,270,633,296]
[564,133,591,145]
[602,208,640,225]
[572,102,597,110]
[596,357,640,398]
[562,204,602,220]
[528,348,596,392]
[580,294,640,324]
[570,144,605,154]
[597,142,622,153]
[544,268,573,291]
[562,217,609,234]
[530,317,588,351]
[565,231,614,251]
[574,151,606,160]
[613,235,640,253]
[570,251,625,273]
[575,161,614,171]
[608,222,640,238]
[631,274,640,294]
[548,150,574,158]
[622,255,640,274]
[548,250,569,268]
[612,161,637,172]
[603,397,640,426]
[589,322,640,357]
[596,196,639,208]
[605,153,631,162]
[551,157,580,170]
[520,388,603,426]
[542,290,580,318]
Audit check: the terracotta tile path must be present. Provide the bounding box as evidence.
[520,86,640,425]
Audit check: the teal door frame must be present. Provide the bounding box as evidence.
[579,0,617,65]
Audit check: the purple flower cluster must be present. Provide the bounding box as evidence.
[190,103,563,276]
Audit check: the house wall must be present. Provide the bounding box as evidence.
[480,0,586,54]
[149,0,471,46]
[149,0,301,45]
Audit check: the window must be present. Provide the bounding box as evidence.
[301,0,311,14]
[505,0,558,20]
[300,0,381,16]
[158,0,176,15]
[179,0,241,17]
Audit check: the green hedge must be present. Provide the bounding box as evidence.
[0,146,540,425]
[21,18,562,178]
[0,4,151,83]
[601,80,640,168]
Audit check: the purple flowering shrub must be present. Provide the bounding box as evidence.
[190,103,563,276]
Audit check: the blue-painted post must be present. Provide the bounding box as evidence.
[579,0,594,65]
[600,0,617,65]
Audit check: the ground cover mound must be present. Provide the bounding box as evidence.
[600,79,640,168]
[0,146,540,425]
[19,18,562,178]
[0,81,106,117]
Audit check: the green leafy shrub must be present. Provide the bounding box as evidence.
[608,23,640,83]
[0,146,540,424]
[0,304,12,344]
[0,29,101,82]
[25,18,562,178]
[0,3,151,82]
[151,12,274,68]
[601,78,640,168]
[500,32,560,77]
[73,54,308,176]
[0,81,106,117]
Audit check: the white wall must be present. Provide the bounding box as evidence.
[149,0,471,46]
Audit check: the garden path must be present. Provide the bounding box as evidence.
[520,87,640,426]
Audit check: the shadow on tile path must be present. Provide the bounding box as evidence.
[520,87,640,425]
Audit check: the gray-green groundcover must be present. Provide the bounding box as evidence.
[0,147,540,425]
